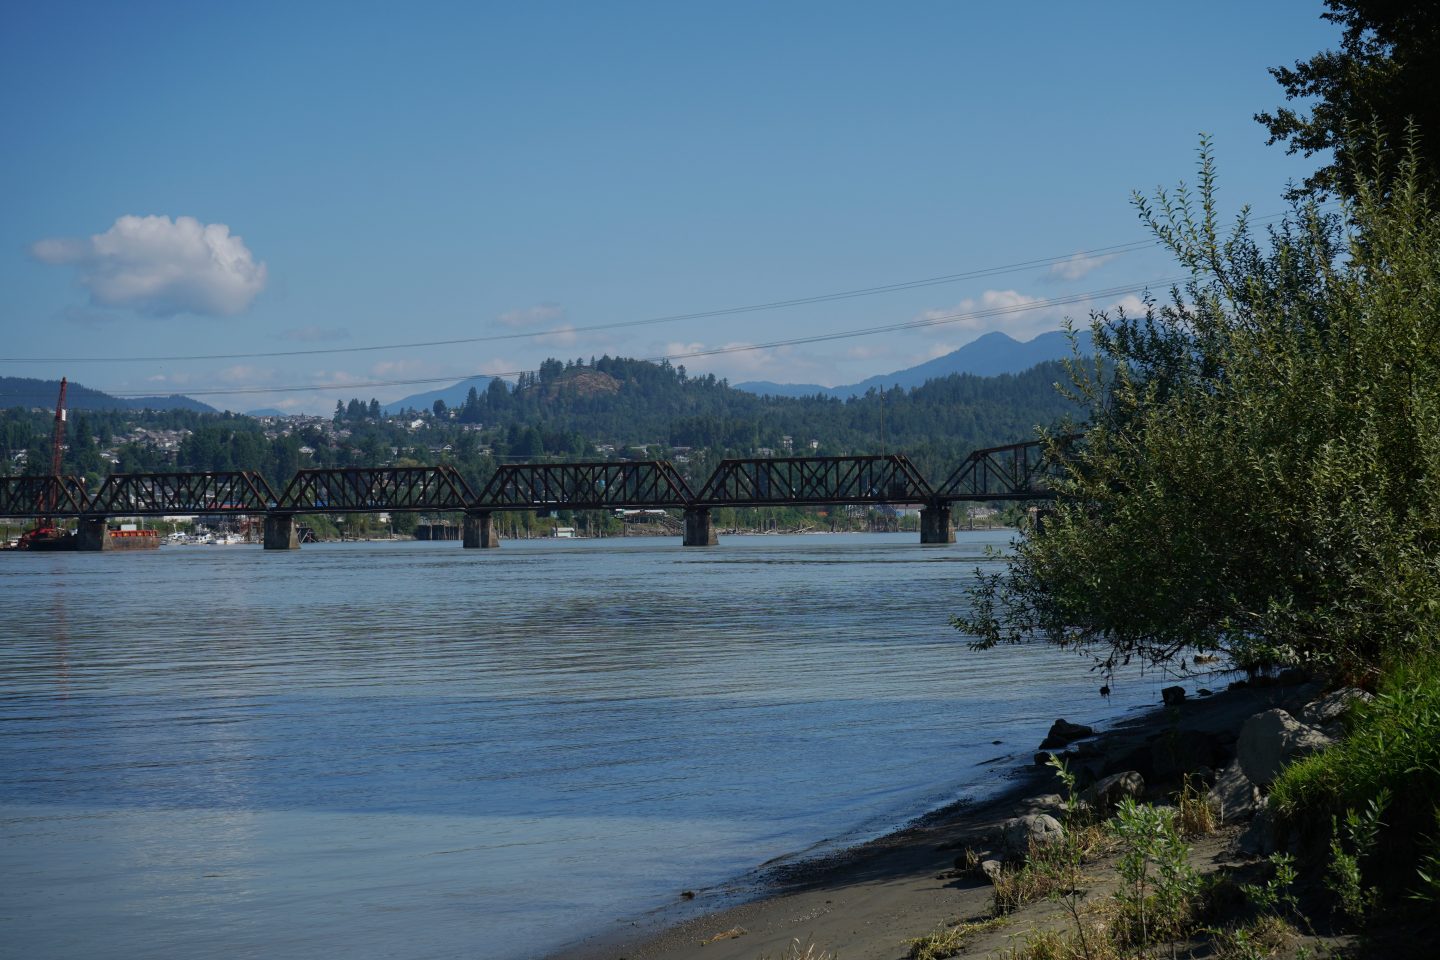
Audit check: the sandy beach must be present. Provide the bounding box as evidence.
[550,677,1328,960]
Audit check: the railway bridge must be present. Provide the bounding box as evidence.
[0,438,1069,551]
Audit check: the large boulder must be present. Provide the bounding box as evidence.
[1300,688,1373,732]
[1161,685,1186,706]
[1000,814,1064,858]
[1081,771,1144,812]
[1039,719,1095,749]
[1208,760,1262,823]
[1236,709,1333,787]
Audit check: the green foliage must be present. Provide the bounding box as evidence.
[1242,853,1301,921]
[959,139,1440,680]
[1271,659,1440,911]
[1108,798,1198,946]
[1256,2,1440,201]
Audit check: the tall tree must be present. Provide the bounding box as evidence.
[1257,1,1440,199]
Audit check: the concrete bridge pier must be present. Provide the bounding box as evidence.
[463,511,500,549]
[683,507,718,547]
[919,503,955,545]
[76,517,113,551]
[263,513,300,550]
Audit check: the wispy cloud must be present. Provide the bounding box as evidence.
[32,215,267,317]
[496,302,565,328]
[1043,251,1119,282]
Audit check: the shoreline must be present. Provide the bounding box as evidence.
[547,675,1315,960]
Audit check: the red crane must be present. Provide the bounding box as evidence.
[19,378,72,549]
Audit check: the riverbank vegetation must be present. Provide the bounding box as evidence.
[957,120,1440,960]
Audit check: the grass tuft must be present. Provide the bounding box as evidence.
[904,916,1007,960]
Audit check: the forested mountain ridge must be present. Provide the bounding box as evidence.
[0,376,217,413]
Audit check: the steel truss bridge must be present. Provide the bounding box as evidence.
[1,438,1071,549]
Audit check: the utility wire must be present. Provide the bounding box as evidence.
[95,276,1187,398]
[1,240,1162,364]
[0,202,1333,367]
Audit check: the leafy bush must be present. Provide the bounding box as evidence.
[1270,658,1440,908]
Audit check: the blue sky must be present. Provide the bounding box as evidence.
[1,1,1341,413]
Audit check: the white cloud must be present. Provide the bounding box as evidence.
[658,340,836,383]
[218,364,272,384]
[33,215,268,317]
[496,302,565,327]
[918,289,1053,336]
[1044,251,1119,282]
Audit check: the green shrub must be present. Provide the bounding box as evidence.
[1270,658,1440,907]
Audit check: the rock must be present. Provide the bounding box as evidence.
[1236,709,1334,787]
[1161,686,1186,706]
[1001,814,1064,857]
[1198,688,1214,697]
[1082,770,1144,812]
[1151,729,1220,779]
[981,859,1004,882]
[1039,718,1095,749]
[1228,679,1249,691]
[1190,765,1216,787]
[1276,667,1309,686]
[1300,688,1373,727]
[1035,751,1056,767]
[1101,743,1155,781]
[1237,807,1277,856]
[1208,760,1262,823]
[1020,793,1066,814]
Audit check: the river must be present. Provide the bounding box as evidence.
[0,532,1156,959]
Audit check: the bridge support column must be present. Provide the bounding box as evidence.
[263,514,300,550]
[76,517,113,551]
[920,504,954,545]
[463,511,500,549]
[683,507,718,547]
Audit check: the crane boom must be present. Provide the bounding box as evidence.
[19,378,73,549]
[51,377,68,479]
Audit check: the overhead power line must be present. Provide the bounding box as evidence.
[0,239,1161,365]
[98,276,1188,398]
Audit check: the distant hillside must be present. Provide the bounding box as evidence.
[381,375,495,415]
[344,354,1079,479]
[0,376,216,413]
[736,329,1092,398]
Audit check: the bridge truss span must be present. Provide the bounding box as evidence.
[935,436,1076,502]
[695,454,934,508]
[474,460,694,512]
[0,475,90,518]
[85,471,278,517]
[276,466,475,514]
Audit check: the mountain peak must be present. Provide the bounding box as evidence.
[735,328,1089,399]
